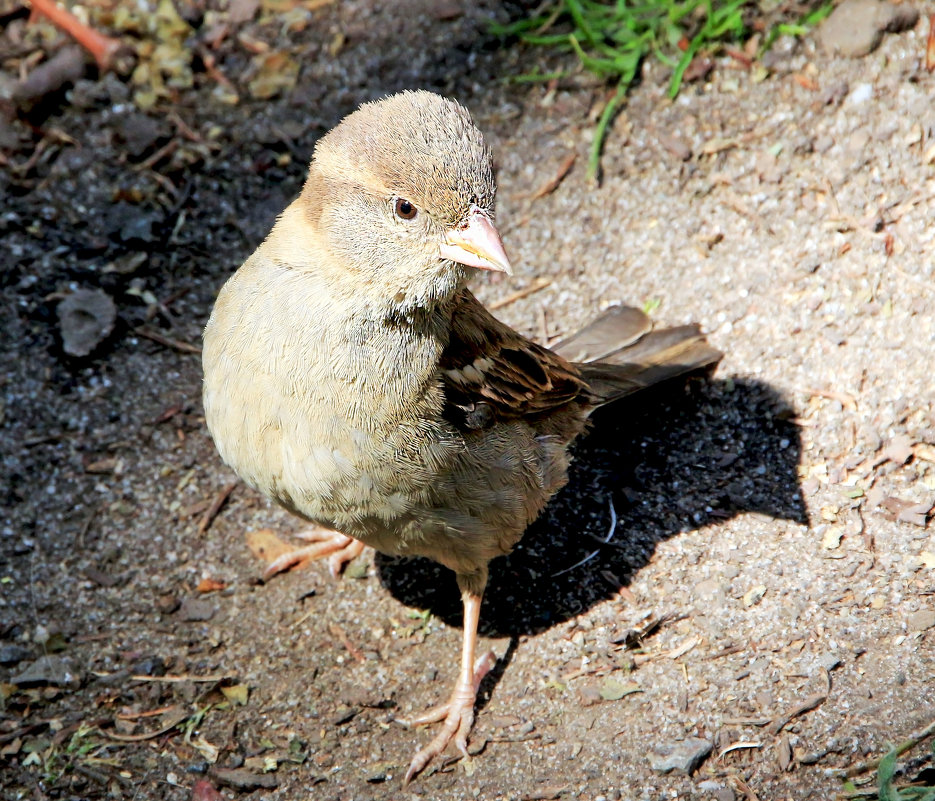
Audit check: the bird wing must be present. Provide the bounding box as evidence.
[440,289,587,429]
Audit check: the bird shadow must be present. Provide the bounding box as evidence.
[374,375,806,637]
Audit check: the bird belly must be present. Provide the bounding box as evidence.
[202,263,573,569]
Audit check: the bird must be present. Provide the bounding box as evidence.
[201,90,721,783]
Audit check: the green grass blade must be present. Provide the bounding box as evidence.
[668,38,698,97]
[492,1,828,180]
[588,79,627,182]
[505,70,570,84]
[567,0,601,46]
[877,744,899,801]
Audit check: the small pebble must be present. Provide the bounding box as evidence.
[647,737,712,775]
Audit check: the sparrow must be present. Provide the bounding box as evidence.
[202,90,721,782]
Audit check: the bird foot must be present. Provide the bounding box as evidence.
[400,650,496,784]
[262,527,365,580]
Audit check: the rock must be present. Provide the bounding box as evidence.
[0,644,31,666]
[697,780,735,801]
[819,652,842,671]
[648,736,712,775]
[693,578,727,609]
[114,112,168,158]
[907,609,935,632]
[178,596,216,622]
[156,593,181,614]
[0,114,23,151]
[577,684,603,706]
[10,654,82,688]
[209,767,278,790]
[129,655,166,676]
[118,211,161,245]
[68,78,114,110]
[847,83,874,105]
[820,0,919,57]
[68,72,130,109]
[57,288,117,357]
[330,705,357,725]
[11,45,86,111]
[83,566,121,587]
[91,668,131,687]
[191,779,225,801]
[657,132,692,162]
[106,202,163,246]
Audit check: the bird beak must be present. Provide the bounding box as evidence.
[439,210,513,275]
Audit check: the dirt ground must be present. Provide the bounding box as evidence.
[2,2,935,800]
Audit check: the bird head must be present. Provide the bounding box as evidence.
[298,91,512,311]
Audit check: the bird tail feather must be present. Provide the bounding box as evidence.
[552,305,722,408]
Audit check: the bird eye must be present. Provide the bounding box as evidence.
[394,198,417,220]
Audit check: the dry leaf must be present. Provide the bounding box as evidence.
[228,0,260,24]
[245,529,295,563]
[221,683,249,705]
[244,754,278,772]
[599,676,641,701]
[84,456,119,474]
[879,496,932,526]
[792,73,819,91]
[248,52,300,99]
[743,585,767,607]
[189,734,220,763]
[881,434,915,466]
[821,527,842,550]
[328,31,345,57]
[196,577,227,593]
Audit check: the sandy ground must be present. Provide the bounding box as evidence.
[2,2,934,800]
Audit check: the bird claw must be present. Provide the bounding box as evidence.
[401,651,496,784]
[402,692,473,784]
[262,527,365,580]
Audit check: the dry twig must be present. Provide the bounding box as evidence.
[197,482,237,534]
[530,153,576,200]
[329,623,366,663]
[135,327,202,354]
[488,277,552,311]
[102,708,188,742]
[767,692,827,736]
[129,673,232,683]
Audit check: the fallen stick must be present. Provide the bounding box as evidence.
[197,482,237,534]
[28,0,123,71]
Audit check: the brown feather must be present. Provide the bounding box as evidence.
[440,296,722,432]
[440,289,586,429]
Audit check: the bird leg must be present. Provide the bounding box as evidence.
[263,526,365,580]
[402,587,495,784]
